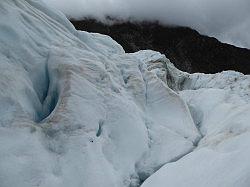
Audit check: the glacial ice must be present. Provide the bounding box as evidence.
[141,59,250,187]
[0,1,250,187]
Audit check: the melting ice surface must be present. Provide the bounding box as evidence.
[0,1,250,187]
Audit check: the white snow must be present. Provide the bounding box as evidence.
[141,60,250,187]
[0,1,250,187]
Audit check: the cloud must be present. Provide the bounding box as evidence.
[43,0,250,48]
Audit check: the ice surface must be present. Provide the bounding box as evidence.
[0,1,250,187]
[141,58,250,187]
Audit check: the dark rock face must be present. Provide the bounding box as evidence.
[71,19,250,74]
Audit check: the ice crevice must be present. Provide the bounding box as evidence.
[34,55,60,123]
[137,109,204,187]
[130,52,204,186]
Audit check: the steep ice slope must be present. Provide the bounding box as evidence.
[141,56,250,187]
[0,1,200,187]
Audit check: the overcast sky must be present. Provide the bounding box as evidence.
[43,0,250,49]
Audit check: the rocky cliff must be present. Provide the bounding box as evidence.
[71,19,250,74]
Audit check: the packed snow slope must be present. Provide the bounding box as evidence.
[0,1,250,187]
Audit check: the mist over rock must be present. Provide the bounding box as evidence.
[43,0,250,49]
[71,19,250,74]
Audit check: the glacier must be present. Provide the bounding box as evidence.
[0,0,250,187]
